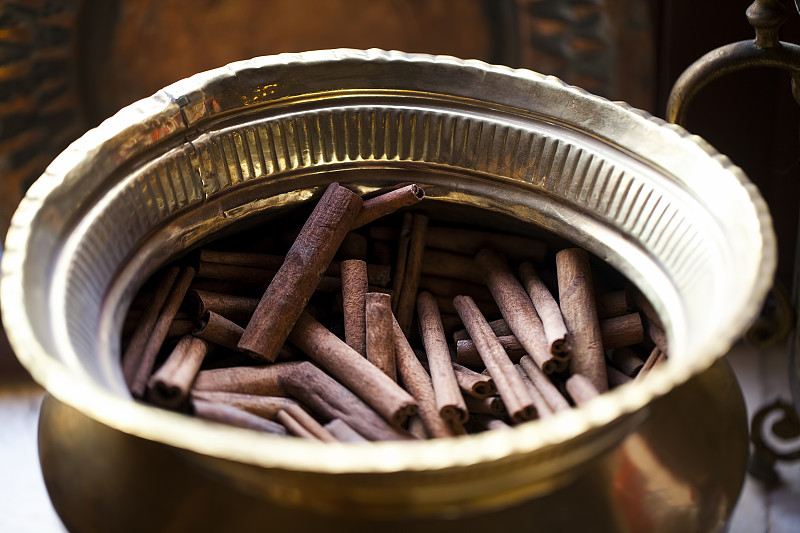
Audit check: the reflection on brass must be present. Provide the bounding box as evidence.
[0,51,775,529]
[39,358,748,533]
[748,398,800,488]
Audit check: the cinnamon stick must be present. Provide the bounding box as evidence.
[238,182,363,361]
[391,212,413,312]
[127,265,196,398]
[463,395,506,417]
[277,409,320,440]
[350,184,425,229]
[556,248,607,393]
[514,364,553,418]
[596,289,635,319]
[188,290,258,325]
[606,365,633,388]
[599,313,644,349]
[341,260,368,356]
[453,295,536,423]
[609,347,645,377]
[146,336,209,409]
[276,404,337,442]
[452,362,496,398]
[472,414,511,431]
[519,261,569,357]
[120,268,180,366]
[365,292,396,379]
[637,347,667,379]
[392,314,456,439]
[476,249,559,374]
[417,292,467,422]
[192,399,287,435]
[519,355,571,412]
[190,391,297,420]
[565,374,600,405]
[280,361,412,441]
[323,419,368,442]
[193,311,244,351]
[288,311,417,425]
[396,212,428,334]
[192,363,301,396]
[421,249,484,285]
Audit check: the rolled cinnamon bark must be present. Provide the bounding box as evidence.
[392,314,456,439]
[127,265,196,398]
[277,404,337,442]
[288,311,417,425]
[190,391,298,420]
[609,347,646,377]
[599,313,644,349]
[596,289,635,319]
[396,212,428,334]
[453,295,536,423]
[455,316,645,366]
[472,414,511,431]
[476,249,559,374]
[565,374,600,405]
[280,361,412,441]
[391,212,414,312]
[557,248,607,393]
[463,395,506,417]
[417,292,467,422]
[238,182,363,361]
[341,260,368,357]
[421,249,484,285]
[365,292,396,379]
[637,347,667,379]
[166,318,195,339]
[519,355,571,412]
[188,290,259,325]
[514,364,553,418]
[193,311,244,351]
[350,184,425,229]
[192,363,301,396]
[452,318,512,342]
[519,261,569,357]
[323,419,368,443]
[199,250,391,287]
[606,365,633,388]
[417,275,494,302]
[146,336,209,410]
[192,399,288,435]
[452,362,496,398]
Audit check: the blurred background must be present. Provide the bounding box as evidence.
[1,0,799,531]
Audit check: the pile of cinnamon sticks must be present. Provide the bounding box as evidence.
[120,182,668,442]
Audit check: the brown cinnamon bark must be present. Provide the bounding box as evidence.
[350,184,425,229]
[471,414,511,431]
[421,249,484,285]
[609,347,646,377]
[417,292,467,422]
[341,260,368,356]
[519,261,569,357]
[365,292,396,379]
[188,290,259,325]
[606,365,633,388]
[280,361,412,441]
[323,419,368,443]
[565,374,601,405]
[277,405,338,442]
[146,336,209,409]
[127,265,196,398]
[238,182,363,361]
[599,313,644,349]
[637,347,667,379]
[596,289,635,318]
[391,212,414,312]
[452,362,496,398]
[476,249,559,374]
[120,269,180,362]
[514,364,552,418]
[192,363,301,396]
[519,355,571,412]
[453,295,536,423]
[417,275,494,302]
[392,314,456,439]
[463,395,506,417]
[396,213,428,334]
[190,391,297,420]
[166,318,195,339]
[192,399,287,435]
[557,248,607,393]
[193,311,244,351]
[288,311,417,425]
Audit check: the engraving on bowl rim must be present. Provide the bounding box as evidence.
[0,49,775,479]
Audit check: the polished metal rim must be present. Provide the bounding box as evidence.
[0,49,776,478]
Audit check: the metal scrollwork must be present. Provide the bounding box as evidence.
[748,399,800,486]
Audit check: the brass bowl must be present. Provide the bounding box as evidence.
[1,50,775,532]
